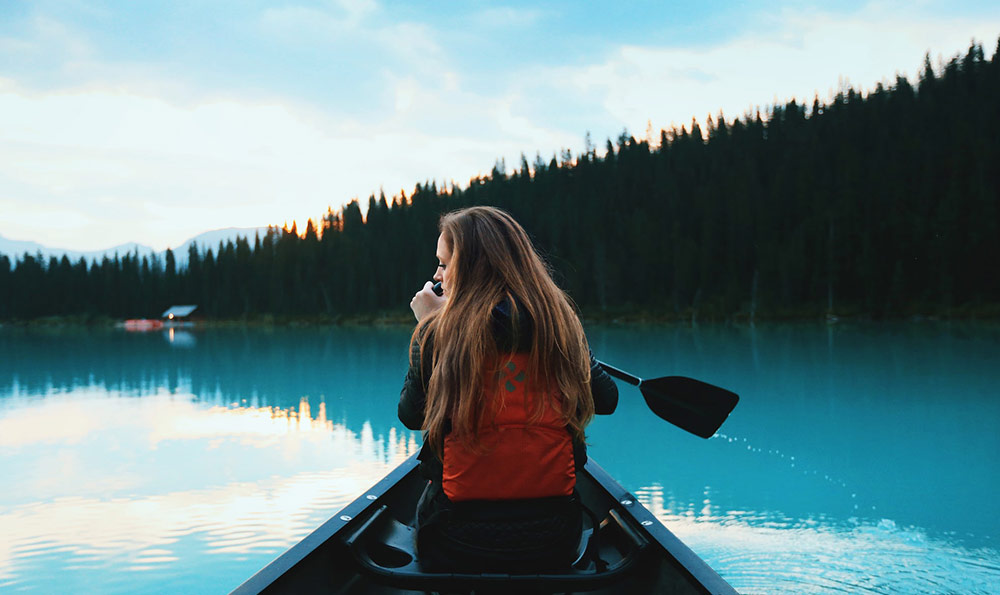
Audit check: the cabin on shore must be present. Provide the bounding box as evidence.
[162,305,198,322]
[122,305,199,331]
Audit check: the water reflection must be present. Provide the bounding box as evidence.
[634,482,1000,594]
[585,322,1000,594]
[0,326,413,438]
[164,328,196,348]
[585,322,1000,551]
[2,322,999,593]
[0,330,420,594]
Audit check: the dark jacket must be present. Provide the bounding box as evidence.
[397,300,618,484]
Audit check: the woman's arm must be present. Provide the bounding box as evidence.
[398,330,433,430]
[589,350,618,415]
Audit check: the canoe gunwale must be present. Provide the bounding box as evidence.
[229,456,419,595]
[229,453,737,595]
[584,459,737,594]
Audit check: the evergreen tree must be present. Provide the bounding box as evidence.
[3,39,999,322]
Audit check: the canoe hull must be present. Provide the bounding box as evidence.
[231,454,736,594]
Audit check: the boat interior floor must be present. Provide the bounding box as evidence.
[265,468,695,594]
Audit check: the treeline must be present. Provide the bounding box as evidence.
[2,40,998,322]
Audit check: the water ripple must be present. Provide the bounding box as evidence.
[664,515,1000,594]
[632,482,1000,594]
[0,438,418,593]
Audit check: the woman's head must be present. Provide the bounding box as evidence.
[435,206,542,301]
[432,233,452,292]
[416,206,595,453]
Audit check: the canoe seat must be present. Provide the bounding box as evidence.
[342,504,650,592]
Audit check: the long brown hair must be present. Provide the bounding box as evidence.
[412,206,595,454]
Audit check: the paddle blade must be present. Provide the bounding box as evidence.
[639,376,739,438]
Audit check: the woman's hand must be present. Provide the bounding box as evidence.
[410,281,447,321]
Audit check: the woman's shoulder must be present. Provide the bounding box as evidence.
[491,296,533,351]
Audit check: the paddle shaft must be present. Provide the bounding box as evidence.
[425,281,738,436]
[595,360,641,387]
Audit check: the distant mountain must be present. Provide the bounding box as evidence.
[0,227,272,268]
[0,236,157,265]
[170,227,272,266]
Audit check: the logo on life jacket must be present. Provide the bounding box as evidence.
[442,354,576,502]
[501,360,526,392]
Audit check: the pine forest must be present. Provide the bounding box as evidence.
[2,41,998,323]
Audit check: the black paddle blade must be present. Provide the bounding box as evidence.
[639,376,739,439]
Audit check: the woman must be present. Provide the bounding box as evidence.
[398,206,618,572]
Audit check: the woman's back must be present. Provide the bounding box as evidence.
[398,206,618,572]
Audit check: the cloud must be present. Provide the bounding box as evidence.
[258,5,361,43]
[17,15,94,61]
[0,5,578,251]
[1,2,997,252]
[472,6,546,29]
[259,5,451,88]
[0,82,329,248]
[0,65,575,251]
[511,5,1000,140]
[375,21,449,71]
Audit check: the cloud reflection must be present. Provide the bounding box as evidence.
[0,388,419,591]
[633,484,1000,594]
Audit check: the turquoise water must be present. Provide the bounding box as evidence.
[1,323,998,593]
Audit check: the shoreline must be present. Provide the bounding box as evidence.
[4,306,1000,329]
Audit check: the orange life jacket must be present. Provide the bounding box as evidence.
[441,353,576,502]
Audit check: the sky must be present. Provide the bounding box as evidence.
[1,0,999,253]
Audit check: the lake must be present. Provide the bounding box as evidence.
[1,322,998,593]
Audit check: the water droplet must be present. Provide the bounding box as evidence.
[340,515,352,521]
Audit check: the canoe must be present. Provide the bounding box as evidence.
[230,453,737,594]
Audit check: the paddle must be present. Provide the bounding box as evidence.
[597,361,738,438]
[430,282,739,438]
